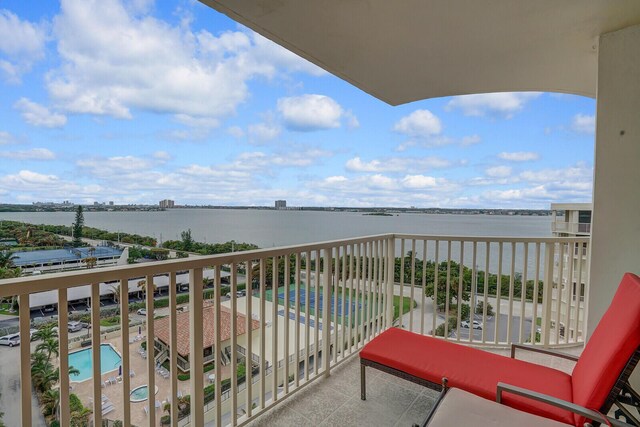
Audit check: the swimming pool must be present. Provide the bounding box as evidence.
[68,344,122,382]
[130,385,159,402]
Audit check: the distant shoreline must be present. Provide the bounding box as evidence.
[0,204,553,216]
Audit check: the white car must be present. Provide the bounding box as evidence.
[137,309,155,316]
[461,320,483,330]
[0,333,20,347]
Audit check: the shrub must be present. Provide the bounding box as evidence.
[69,393,84,412]
[475,301,495,316]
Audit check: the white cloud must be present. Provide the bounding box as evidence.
[0,10,47,82]
[393,109,442,138]
[461,135,481,146]
[0,148,55,160]
[445,92,541,118]
[152,151,171,161]
[227,126,245,138]
[277,94,347,131]
[14,98,67,128]
[485,166,512,178]
[401,175,438,189]
[0,131,17,145]
[46,0,325,123]
[571,114,595,134]
[345,156,453,173]
[498,151,539,162]
[77,155,154,177]
[248,113,282,142]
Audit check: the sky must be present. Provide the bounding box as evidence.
[0,0,596,209]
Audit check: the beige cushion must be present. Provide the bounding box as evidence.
[427,388,571,427]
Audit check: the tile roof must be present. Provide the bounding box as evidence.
[154,303,260,357]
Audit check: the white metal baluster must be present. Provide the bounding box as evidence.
[469,242,477,343]
[541,243,556,347]
[519,243,529,344]
[555,243,564,345]
[494,243,503,345]
[189,268,204,427]
[410,239,416,332]
[246,260,254,418]
[482,242,490,344]
[19,293,31,426]
[257,260,265,410]
[230,262,238,425]
[271,256,279,401]
[366,242,373,339]
[432,241,439,337]
[304,251,311,380]
[421,239,427,336]
[322,248,332,377]
[356,244,363,347]
[347,244,354,353]
[91,282,103,427]
[386,236,395,330]
[314,250,320,375]
[341,245,347,350]
[168,272,178,427]
[283,255,290,394]
[531,243,541,344]
[399,239,405,325]
[293,255,300,388]
[377,239,384,334]
[456,241,464,342]
[574,243,584,343]
[332,247,339,364]
[565,242,575,344]
[214,265,222,425]
[58,288,70,427]
[361,243,368,341]
[444,241,452,338]
[506,242,515,345]
[372,241,379,335]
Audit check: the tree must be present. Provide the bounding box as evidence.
[41,389,60,419]
[109,283,121,304]
[72,205,84,247]
[33,326,58,345]
[0,251,16,268]
[181,229,194,252]
[137,279,157,299]
[36,338,60,361]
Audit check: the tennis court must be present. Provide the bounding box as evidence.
[277,287,362,318]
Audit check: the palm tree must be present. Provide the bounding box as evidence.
[0,252,16,268]
[70,406,91,427]
[36,338,59,361]
[109,283,121,304]
[33,325,58,342]
[31,361,58,392]
[31,350,48,366]
[68,365,80,378]
[137,279,157,300]
[41,389,60,420]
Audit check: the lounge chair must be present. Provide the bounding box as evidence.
[360,272,640,426]
[130,369,136,377]
[102,404,114,416]
[143,405,148,415]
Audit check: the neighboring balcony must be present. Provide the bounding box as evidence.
[551,221,591,236]
[0,233,589,427]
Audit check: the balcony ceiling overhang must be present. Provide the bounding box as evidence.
[199,0,640,104]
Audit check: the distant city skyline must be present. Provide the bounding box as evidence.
[0,1,595,208]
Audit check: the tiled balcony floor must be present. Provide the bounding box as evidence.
[246,346,582,427]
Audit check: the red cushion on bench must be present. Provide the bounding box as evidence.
[360,328,575,425]
[571,273,640,426]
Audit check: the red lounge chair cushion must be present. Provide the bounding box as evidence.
[361,328,575,425]
[571,273,640,425]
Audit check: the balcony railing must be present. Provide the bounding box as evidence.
[0,233,589,426]
[551,221,591,235]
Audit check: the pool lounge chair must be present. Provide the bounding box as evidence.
[360,272,640,427]
[129,369,136,377]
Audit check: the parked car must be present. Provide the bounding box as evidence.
[68,321,83,332]
[225,290,247,298]
[30,329,38,341]
[137,308,155,316]
[461,320,482,330]
[0,333,20,347]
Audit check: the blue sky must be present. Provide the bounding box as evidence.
[0,0,596,208]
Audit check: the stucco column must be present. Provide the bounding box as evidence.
[587,24,640,338]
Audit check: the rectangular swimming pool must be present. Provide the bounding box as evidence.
[68,343,122,382]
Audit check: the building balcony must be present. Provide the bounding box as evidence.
[0,233,589,426]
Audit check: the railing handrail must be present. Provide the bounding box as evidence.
[0,233,590,298]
